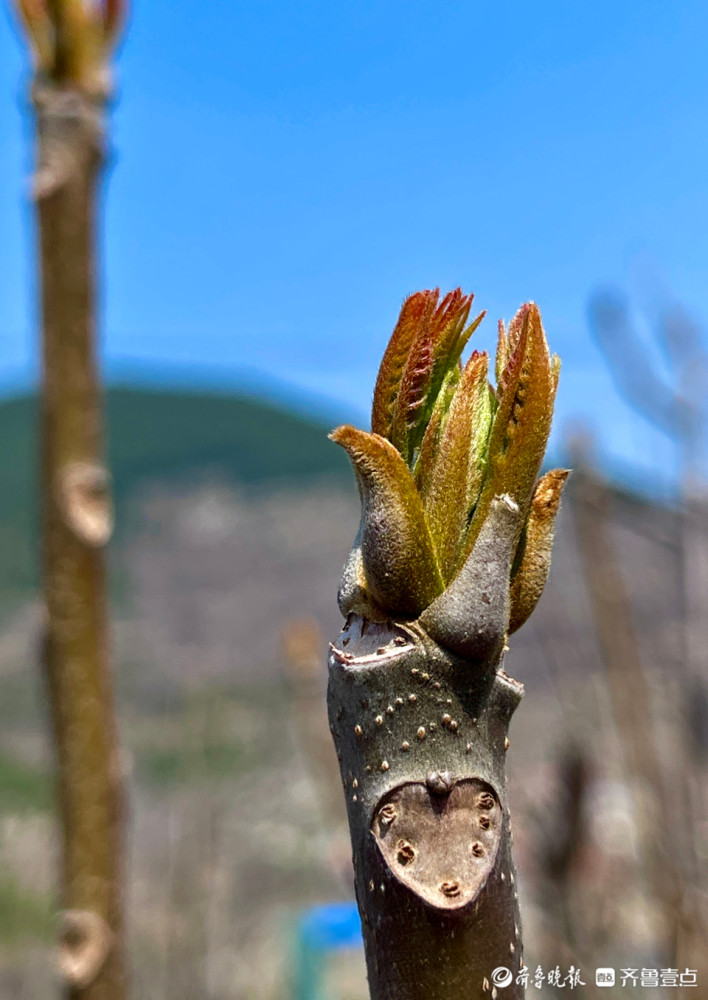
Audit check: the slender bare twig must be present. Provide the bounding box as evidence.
[11,2,128,996]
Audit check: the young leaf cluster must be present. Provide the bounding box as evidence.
[331,288,568,635]
[13,0,126,93]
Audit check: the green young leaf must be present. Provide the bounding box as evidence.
[462,303,558,563]
[508,469,570,634]
[329,425,444,617]
[421,351,494,582]
[413,363,461,499]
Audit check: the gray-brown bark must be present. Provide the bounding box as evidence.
[329,619,523,1000]
[34,80,125,1000]
[329,498,526,1000]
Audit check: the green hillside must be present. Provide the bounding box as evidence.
[0,387,349,608]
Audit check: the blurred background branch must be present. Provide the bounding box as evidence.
[10,1,129,997]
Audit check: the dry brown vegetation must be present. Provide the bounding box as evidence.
[1,472,705,998]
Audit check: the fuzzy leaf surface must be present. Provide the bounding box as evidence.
[422,351,493,581]
[509,469,569,633]
[330,425,444,617]
[374,289,482,466]
[462,304,557,562]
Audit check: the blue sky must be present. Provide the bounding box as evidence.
[2,0,707,489]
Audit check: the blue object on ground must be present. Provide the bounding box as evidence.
[294,901,363,1000]
[299,901,363,952]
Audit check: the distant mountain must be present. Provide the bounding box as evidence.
[0,387,349,606]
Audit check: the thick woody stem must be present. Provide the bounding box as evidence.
[35,80,125,1000]
[328,617,524,1000]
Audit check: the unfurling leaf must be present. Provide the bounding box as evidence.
[14,0,53,69]
[104,0,129,45]
[330,425,444,617]
[371,291,437,443]
[420,351,494,582]
[388,292,481,464]
[508,469,570,634]
[495,319,509,385]
[462,303,558,563]
[372,288,483,466]
[12,0,118,91]
[332,288,562,642]
[413,363,461,499]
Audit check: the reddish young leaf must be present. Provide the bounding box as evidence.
[509,469,570,633]
[104,0,128,44]
[506,304,526,357]
[13,0,53,69]
[371,291,438,441]
[376,288,482,465]
[388,323,436,459]
[391,295,481,464]
[495,318,509,385]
